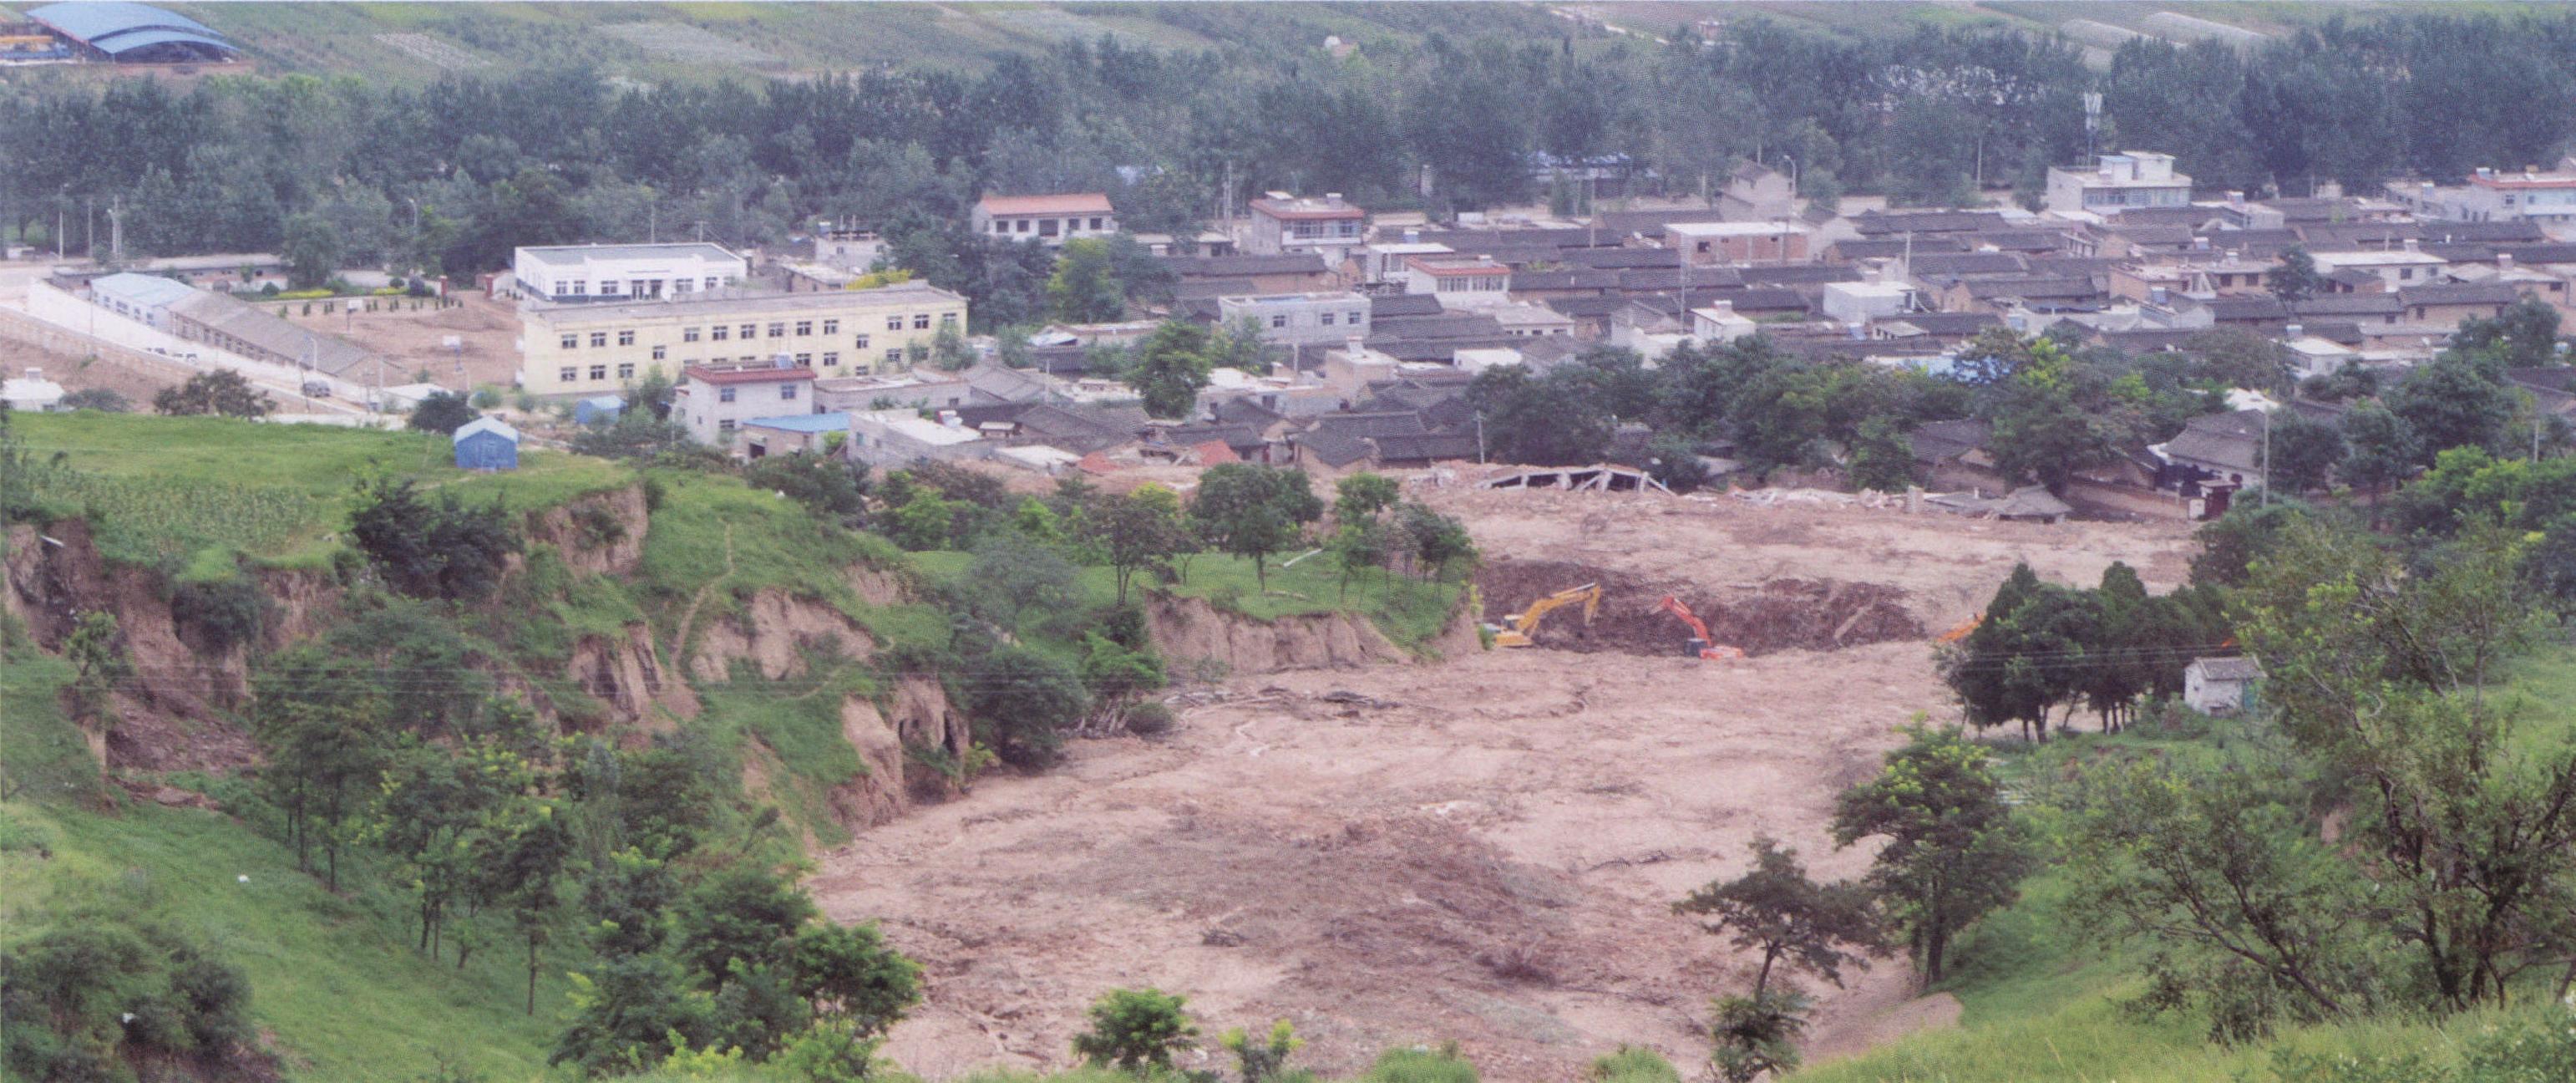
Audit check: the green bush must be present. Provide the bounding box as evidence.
[1360,1046,1480,1083]
[0,918,258,1080]
[170,575,267,654]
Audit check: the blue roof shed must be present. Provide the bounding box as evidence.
[452,417,520,471]
[573,395,626,425]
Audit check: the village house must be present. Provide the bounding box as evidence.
[2046,152,2193,215]
[1215,292,1372,346]
[674,361,817,447]
[1720,159,1798,220]
[1402,256,1514,306]
[846,408,985,468]
[1243,192,1369,264]
[515,281,966,398]
[89,273,381,380]
[737,412,852,460]
[1665,220,1811,265]
[2395,167,2576,228]
[3,367,65,413]
[2395,281,2522,324]
[2183,657,2264,714]
[2307,245,2447,292]
[970,193,1118,247]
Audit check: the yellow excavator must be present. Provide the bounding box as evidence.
[1493,583,1600,648]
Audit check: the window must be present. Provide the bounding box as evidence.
[1321,312,1336,326]
[673,279,694,295]
[794,353,812,366]
[617,362,636,379]
[569,280,587,295]
[1015,220,1031,233]
[1271,314,1289,329]
[768,323,786,338]
[601,280,621,294]
[590,332,608,348]
[560,333,578,349]
[779,384,798,401]
[703,277,719,291]
[684,326,702,342]
[1038,218,1059,238]
[941,311,958,326]
[589,364,608,381]
[795,320,813,336]
[719,387,738,403]
[712,325,730,341]
[854,334,871,350]
[912,313,930,329]
[822,352,839,367]
[739,324,756,340]
[994,221,1011,234]
[630,280,648,297]
[559,366,577,383]
[822,319,839,335]
[886,315,904,331]
[885,348,903,365]
[1348,310,1364,324]
[617,330,636,346]
[652,345,667,361]
[1089,216,1103,230]
[718,419,735,434]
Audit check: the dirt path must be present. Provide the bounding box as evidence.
[809,488,2194,1080]
[667,523,734,666]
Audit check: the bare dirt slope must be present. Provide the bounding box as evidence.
[809,488,2197,1080]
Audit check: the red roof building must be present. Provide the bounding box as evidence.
[972,193,1118,247]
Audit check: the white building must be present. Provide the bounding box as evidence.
[1402,256,1512,306]
[3,367,66,413]
[2046,152,2193,215]
[511,243,748,306]
[2396,168,2576,227]
[1361,241,1454,283]
[1215,292,1372,346]
[2310,246,2448,291]
[2183,657,2264,714]
[1822,281,1920,325]
[971,194,1118,246]
[1689,301,1759,343]
[1245,193,1369,263]
[88,272,196,329]
[675,361,818,447]
[848,408,985,468]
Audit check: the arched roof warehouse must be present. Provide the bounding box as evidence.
[24,2,237,62]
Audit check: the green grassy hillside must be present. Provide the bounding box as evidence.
[1792,643,2576,1082]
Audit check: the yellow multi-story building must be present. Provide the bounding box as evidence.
[515,282,967,398]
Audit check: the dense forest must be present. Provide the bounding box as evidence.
[6,11,2576,280]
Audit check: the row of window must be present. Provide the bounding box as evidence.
[1267,309,1369,328]
[992,216,1109,236]
[551,347,909,385]
[714,384,800,404]
[554,313,955,350]
[554,276,723,297]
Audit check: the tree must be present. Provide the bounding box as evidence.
[154,369,273,418]
[1327,519,1392,600]
[2264,411,2345,494]
[1047,236,1127,323]
[1332,471,1401,525]
[2265,245,2322,303]
[1394,501,1478,582]
[1220,1019,1304,1083]
[1,920,256,1080]
[2183,327,2288,392]
[791,922,921,1039]
[553,951,712,1075]
[1845,416,1915,493]
[672,865,817,990]
[1189,463,1322,589]
[962,645,1090,768]
[64,610,129,725]
[2452,294,2563,369]
[1830,725,2028,985]
[1673,836,1885,1000]
[1096,485,1188,603]
[1989,338,2114,495]
[347,477,522,602]
[251,648,393,891]
[1706,989,1810,1083]
[2336,400,2420,518]
[1126,320,1217,419]
[2387,352,2519,463]
[1467,364,1613,466]
[281,211,343,290]
[408,390,479,435]
[882,484,956,552]
[1072,987,1199,1073]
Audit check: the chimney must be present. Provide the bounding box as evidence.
[1345,333,1366,358]
[24,367,40,380]
[1861,262,1882,284]
[2227,190,2244,207]
[2224,248,2240,265]
[2497,252,2514,271]
[1402,228,1420,244]
[1847,321,1865,341]
[2193,236,2211,251]
[2150,285,2169,307]
[1706,299,1735,318]
[938,409,961,428]
[2401,237,2418,253]
[1325,192,1345,208]
[2284,323,2304,340]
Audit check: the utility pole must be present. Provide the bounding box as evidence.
[106,201,122,263]
[2259,406,2271,507]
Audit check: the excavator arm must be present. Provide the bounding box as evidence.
[1656,595,1743,661]
[1494,583,1600,648]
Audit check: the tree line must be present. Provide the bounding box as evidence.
[10,9,2576,287]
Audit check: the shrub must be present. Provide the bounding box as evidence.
[1359,1046,1480,1083]
[170,575,266,654]
[346,477,522,602]
[0,918,257,1080]
[1124,701,1175,738]
[1070,988,1198,1073]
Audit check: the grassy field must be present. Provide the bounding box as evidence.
[15,412,628,571]
[130,2,1562,84]
[1793,641,2576,1081]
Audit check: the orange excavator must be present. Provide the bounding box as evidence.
[1656,596,1744,660]
[1936,613,1984,643]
